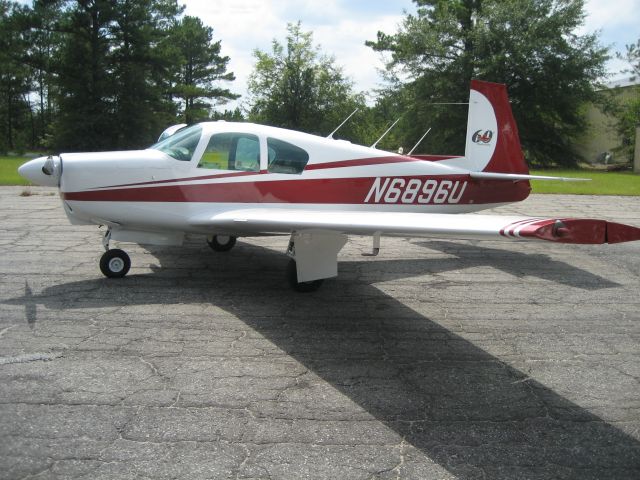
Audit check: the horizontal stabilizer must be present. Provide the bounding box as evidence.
[470,172,591,182]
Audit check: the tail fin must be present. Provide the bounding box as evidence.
[464,80,528,174]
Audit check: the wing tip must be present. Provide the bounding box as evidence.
[517,218,640,244]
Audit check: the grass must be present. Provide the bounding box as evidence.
[530,169,640,196]
[0,156,32,186]
[1,155,639,195]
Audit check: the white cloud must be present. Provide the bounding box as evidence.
[181,0,640,109]
[581,0,639,79]
[582,0,638,34]
[182,0,411,110]
[312,15,404,92]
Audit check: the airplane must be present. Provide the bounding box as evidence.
[18,80,640,291]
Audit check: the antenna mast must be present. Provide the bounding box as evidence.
[371,118,401,149]
[327,108,359,139]
[407,128,432,155]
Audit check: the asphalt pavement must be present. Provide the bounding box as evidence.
[1,186,639,479]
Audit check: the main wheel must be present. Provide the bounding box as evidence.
[286,259,324,292]
[207,235,237,252]
[99,249,131,278]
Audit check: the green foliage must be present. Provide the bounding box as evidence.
[211,108,245,122]
[19,0,66,150]
[0,1,33,154]
[110,0,184,149]
[610,39,640,162]
[168,16,239,124]
[53,0,118,151]
[367,0,609,165]
[1,1,238,152]
[52,0,191,151]
[247,22,367,140]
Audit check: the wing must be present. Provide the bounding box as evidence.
[190,208,640,245]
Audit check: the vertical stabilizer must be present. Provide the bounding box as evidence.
[465,80,528,174]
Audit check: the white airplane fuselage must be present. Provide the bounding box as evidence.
[24,121,528,237]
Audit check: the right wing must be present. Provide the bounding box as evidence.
[190,208,640,244]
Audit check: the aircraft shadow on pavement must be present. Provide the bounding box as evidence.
[6,241,639,478]
[411,240,620,290]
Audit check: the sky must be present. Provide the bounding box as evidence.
[182,0,639,110]
[182,0,413,109]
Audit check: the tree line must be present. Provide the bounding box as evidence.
[1,0,633,166]
[1,0,239,153]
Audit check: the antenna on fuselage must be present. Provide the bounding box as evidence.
[327,108,359,139]
[371,117,401,149]
[407,128,432,156]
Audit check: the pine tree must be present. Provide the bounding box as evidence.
[0,1,33,153]
[168,16,239,124]
[53,0,118,151]
[110,0,183,148]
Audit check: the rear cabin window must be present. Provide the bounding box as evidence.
[267,137,309,174]
[198,133,260,171]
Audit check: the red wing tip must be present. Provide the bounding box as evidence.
[606,221,640,244]
[517,219,640,244]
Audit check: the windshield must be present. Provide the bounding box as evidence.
[150,124,202,161]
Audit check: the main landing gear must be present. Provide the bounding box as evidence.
[207,235,237,252]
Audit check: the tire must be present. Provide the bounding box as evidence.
[207,235,237,252]
[286,259,324,292]
[99,249,131,278]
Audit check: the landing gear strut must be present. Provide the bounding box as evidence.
[207,235,237,252]
[99,228,131,278]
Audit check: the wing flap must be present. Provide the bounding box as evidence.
[190,208,640,244]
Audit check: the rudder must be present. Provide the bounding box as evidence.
[465,80,528,174]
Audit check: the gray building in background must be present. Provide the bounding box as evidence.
[576,76,639,166]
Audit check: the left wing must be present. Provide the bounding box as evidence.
[190,209,640,244]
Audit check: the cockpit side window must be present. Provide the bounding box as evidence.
[267,137,309,174]
[198,133,260,171]
[150,125,202,161]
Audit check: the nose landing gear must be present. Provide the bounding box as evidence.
[99,228,130,278]
[99,248,131,278]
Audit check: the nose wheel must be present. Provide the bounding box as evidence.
[99,249,131,278]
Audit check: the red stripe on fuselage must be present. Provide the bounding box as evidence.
[90,170,260,190]
[305,156,423,170]
[63,175,530,205]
